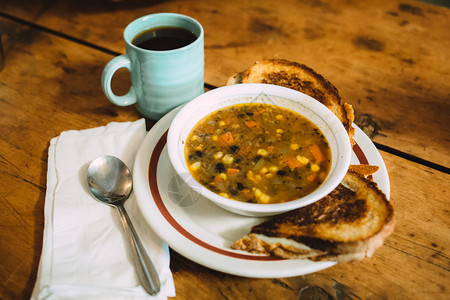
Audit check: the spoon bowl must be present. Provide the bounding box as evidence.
[87,156,133,205]
[87,155,160,295]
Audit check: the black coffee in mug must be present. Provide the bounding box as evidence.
[132,26,197,51]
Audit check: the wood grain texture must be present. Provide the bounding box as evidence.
[0,0,449,299]
[165,151,450,300]
[1,0,448,167]
[0,17,141,299]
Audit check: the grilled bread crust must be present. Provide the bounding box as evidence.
[226,59,355,145]
[231,171,394,262]
[348,164,380,177]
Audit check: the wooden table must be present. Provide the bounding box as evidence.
[1,0,449,299]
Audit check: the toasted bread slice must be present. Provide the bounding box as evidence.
[349,164,380,177]
[231,171,394,262]
[226,59,355,145]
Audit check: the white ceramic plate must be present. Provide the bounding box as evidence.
[133,106,390,278]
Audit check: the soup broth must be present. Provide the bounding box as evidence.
[185,103,331,204]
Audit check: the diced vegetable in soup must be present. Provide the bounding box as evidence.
[185,103,331,204]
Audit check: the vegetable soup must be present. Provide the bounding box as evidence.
[185,103,331,204]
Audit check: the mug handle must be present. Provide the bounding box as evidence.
[101,54,136,106]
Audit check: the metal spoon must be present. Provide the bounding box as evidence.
[87,155,160,295]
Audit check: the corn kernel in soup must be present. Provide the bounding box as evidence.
[185,103,331,204]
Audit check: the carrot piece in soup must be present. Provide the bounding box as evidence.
[238,145,251,155]
[224,117,235,125]
[241,188,251,195]
[245,121,258,127]
[226,168,240,175]
[253,109,266,115]
[219,132,235,145]
[283,156,304,169]
[306,172,318,182]
[308,144,326,163]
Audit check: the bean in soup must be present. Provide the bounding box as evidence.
[185,103,331,204]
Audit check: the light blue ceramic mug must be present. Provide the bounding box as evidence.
[101,13,204,120]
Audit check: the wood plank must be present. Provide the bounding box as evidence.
[0,17,142,299]
[0,18,448,298]
[0,0,50,21]
[1,0,450,167]
[0,2,449,300]
[307,150,450,299]
[3,0,445,167]
[166,150,450,299]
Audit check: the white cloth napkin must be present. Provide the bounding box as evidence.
[32,119,175,300]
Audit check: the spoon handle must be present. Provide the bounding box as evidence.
[116,203,161,295]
